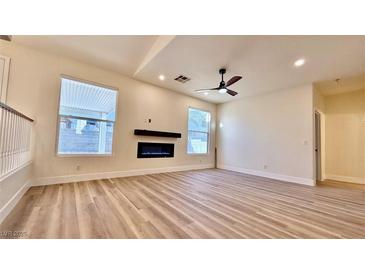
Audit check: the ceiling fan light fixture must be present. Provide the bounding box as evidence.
[218,88,227,94]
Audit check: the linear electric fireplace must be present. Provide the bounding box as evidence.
[137,142,175,158]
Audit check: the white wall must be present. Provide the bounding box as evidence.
[217,85,315,185]
[0,41,216,186]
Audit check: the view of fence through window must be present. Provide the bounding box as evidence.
[57,77,117,155]
[187,107,210,154]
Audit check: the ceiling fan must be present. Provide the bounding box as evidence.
[195,68,242,96]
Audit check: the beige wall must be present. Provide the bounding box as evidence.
[0,41,216,184]
[217,85,314,185]
[324,89,365,183]
[313,87,325,113]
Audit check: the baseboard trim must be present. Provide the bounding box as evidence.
[218,164,315,186]
[32,164,215,186]
[0,180,32,224]
[325,174,365,185]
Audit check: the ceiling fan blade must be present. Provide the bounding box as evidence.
[0,35,12,41]
[226,89,238,96]
[195,87,219,92]
[226,76,242,87]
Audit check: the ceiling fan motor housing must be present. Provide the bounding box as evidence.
[219,68,226,86]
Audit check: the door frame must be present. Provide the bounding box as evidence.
[314,110,323,182]
[0,55,11,103]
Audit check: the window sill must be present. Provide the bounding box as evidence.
[187,152,209,156]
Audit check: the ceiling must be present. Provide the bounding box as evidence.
[314,74,365,96]
[12,35,157,76]
[11,35,365,104]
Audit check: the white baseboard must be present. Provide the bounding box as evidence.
[218,164,315,186]
[32,164,215,186]
[0,180,32,224]
[325,174,365,185]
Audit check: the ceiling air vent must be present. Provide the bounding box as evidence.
[174,75,191,83]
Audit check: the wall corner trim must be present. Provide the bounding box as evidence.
[218,164,315,186]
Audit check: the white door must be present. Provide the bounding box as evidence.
[0,55,11,103]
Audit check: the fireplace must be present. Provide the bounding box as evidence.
[137,142,175,158]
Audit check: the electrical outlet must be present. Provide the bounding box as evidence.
[263,165,268,169]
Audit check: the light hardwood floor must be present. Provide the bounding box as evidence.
[1,169,365,239]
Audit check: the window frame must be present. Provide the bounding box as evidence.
[187,107,211,155]
[55,75,119,157]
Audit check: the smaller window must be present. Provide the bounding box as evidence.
[187,107,211,154]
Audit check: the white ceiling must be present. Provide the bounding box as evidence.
[12,35,365,104]
[314,74,365,96]
[13,35,157,76]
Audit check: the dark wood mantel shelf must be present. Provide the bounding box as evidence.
[134,129,182,138]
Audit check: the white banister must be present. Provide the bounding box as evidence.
[0,102,33,180]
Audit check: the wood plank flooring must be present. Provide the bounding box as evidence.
[1,169,365,238]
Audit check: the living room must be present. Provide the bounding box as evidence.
[1,1,364,273]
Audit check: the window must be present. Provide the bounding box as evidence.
[57,77,117,155]
[187,107,211,154]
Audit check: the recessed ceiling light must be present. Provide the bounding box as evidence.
[294,58,306,67]
[204,92,209,96]
[218,88,227,94]
[159,75,165,81]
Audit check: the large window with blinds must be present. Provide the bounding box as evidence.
[56,77,117,155]
[187,107,211,154]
